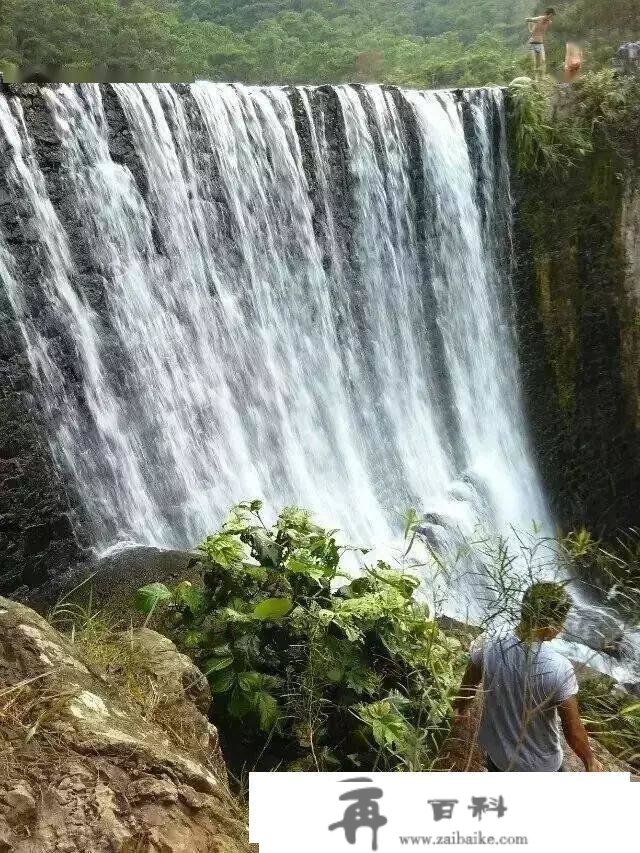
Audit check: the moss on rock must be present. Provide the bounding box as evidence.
[510,78,640,535]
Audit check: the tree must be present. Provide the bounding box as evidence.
[0,0,631,87]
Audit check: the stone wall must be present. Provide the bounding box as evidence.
[512,110,640,535]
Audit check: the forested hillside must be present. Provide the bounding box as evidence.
[0,0,636,88]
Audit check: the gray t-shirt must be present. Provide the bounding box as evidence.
[470,629,578,771]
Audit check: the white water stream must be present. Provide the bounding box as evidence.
[1,82,635,677]
[0,83,550,549]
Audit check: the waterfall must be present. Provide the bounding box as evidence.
[0,82,551,566]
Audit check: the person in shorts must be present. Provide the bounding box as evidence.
[526,8,556,77]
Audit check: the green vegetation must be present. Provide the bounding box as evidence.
[508,76,592,174]
[579,676,640,770]
[562,528,640,770]
[125,501,640,776]
[573,68,640,156]
[132,500,466,773]
[0,0,634,87]
[508,70,640,176]
[564,527,640,624]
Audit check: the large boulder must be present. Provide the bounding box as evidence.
[25,545,202,615]
[563,605,624,655]
[0,597,249,852]
[614,42,640,76]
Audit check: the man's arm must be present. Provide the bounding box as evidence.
[558,697,602,771]
[453,658,482,717]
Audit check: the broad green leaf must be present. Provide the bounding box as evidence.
[249,528,280,566]
[173,580,206,614]
[252,597,293,621]
[228,686,252,718]
[255,691,279,731]
[202,655,234,674]
[208,643,232,657]
[237,499,263,513]
[133,583,172,615]
[237,671,261,692]
[223,607,251,623]
[183,629,204,649]
[233,633,261,660]
[209,669,235,694]
[199,533,246,568]
[359,700,408,749]
[286,550,324,581]
[326,666,344,683]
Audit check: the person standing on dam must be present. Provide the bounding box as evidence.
[526,7,556,77]
[454,581,603,772]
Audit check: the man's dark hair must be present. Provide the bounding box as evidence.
[521,582,571,629]
[546,6,556,14]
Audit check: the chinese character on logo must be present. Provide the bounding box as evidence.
[468,796,507,821]
[427,799,459,821]
[328,777,388,851]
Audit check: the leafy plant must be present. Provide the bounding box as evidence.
[562,528,640,623]
[508,70,640,179]
[134,582,173,615]
[573,69,640,155]
[508,77,592,176]
[133,500,465,773]
[579,676,640,770]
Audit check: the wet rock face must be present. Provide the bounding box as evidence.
[0,596,247,853]
[512,140,640,535]
[0,302,87,595]
[0,84,88,595]
[620,189,640,430]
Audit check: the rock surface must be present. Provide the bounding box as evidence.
[0,596,249,852]
[563,605,625,655]
[614,42,640,76]
[26,545,202,615]
[511,79,640,535]
[0,85,89,596]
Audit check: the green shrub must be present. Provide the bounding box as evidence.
[579,676,640,770]
[562,528,640,624]
[574,69,640,154]
[508,72,640,178]
[133,500,465,773]
[507,77,592,175]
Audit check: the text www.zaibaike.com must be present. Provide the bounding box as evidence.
[399,831,528,846]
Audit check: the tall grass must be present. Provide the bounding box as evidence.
[508,77,592,175]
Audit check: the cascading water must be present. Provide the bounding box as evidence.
[2,80,637,677]
[0,81,551,560]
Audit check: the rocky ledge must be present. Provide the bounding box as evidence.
[0,597,251,852]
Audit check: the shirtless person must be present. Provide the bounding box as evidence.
[526,8,556,77]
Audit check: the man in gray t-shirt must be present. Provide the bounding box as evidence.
[454,582,602,772]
